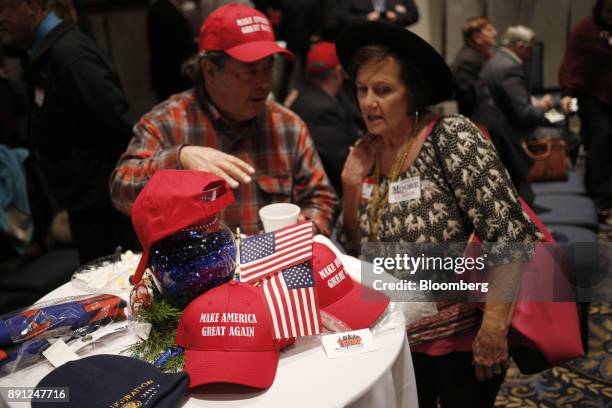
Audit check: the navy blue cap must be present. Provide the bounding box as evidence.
[32,354,189,408]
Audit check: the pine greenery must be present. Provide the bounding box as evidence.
[122,287,184,372]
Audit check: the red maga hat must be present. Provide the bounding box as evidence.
[306,42,340,74]
[199,3,293,62]
[130,170,235,285]
[176,281,281,389]
[313,242,390,330]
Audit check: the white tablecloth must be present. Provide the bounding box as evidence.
[0,240,419,408]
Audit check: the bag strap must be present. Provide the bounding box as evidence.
[523,138,568,161]
[521,138,553,160]
[424,113,441,137]
[523,142,552,160]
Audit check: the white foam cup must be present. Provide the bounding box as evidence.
[258,203,301,232]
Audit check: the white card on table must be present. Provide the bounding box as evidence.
[42,339,79,368]
[321,329,378,359]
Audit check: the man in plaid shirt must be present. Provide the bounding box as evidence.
[110,4,338,235]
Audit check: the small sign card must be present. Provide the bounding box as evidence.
[361,178,375,201]
[43,339,79,368]
[321,329,378,359]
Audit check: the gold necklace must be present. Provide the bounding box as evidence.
[368,112,420,241]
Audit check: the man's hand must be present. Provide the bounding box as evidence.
[531,94,553,112]
[560,96,573,114]
[367,11,381,21]
[180,146,255,188]
[385,10,398,21]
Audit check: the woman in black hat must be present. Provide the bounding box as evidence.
[337,21,542,407]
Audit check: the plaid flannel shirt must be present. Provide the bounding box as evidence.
[110,87,338,235]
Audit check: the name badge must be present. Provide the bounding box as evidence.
[361,177,375,201]
[388,176,420,203]
[34,88,45,107]
[321,328,378,359]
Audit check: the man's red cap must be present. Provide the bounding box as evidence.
[306,42,339,74]
[199,3,293,62]
[312,242,390,330]
[176,281,281,389]
[130,170,235,285]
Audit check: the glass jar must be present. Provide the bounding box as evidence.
[148,183,237,309]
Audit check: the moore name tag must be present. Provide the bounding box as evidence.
[389,176,421,203]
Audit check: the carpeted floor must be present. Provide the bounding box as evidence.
[495,304,612,407]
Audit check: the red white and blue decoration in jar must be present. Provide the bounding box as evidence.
[149,217,237,309]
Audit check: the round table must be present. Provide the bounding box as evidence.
[0,262,418,408]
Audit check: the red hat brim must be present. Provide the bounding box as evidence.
[184,348,279,389]
[225,40,294,62]
[322,282,390,330]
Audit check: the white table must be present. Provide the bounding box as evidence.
[0,245,419,408]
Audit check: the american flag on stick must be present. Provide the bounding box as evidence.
[261,261,322,339]
[239,221,313,283]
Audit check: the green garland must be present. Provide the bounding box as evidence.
[122,286,184,373]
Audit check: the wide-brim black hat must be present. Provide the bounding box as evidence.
[336,21,455,106]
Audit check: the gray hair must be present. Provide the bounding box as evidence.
[500,25,535,47]
[181,50,228,83]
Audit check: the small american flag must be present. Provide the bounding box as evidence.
[261,261,321,339]
[239,221,313,283]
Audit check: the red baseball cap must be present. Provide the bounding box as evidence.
[199,3,293,62]
[176,281,281,389]
[306,42,339,74]
[130,170,235,285]
[312,242,390,330]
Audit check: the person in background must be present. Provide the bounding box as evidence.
[288,42,359,199]
[0,0,137,264]
[147,0,197,101]
[46,0,78,25]
[479,25,554,138]
[346,0,419,26]
[337,21,541,407]
[47,0,94,39]
[110,4,338,236]
[559,0,612,224]
[477,25,582,207]
[452,16,497,117]
[277,0,320,101]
